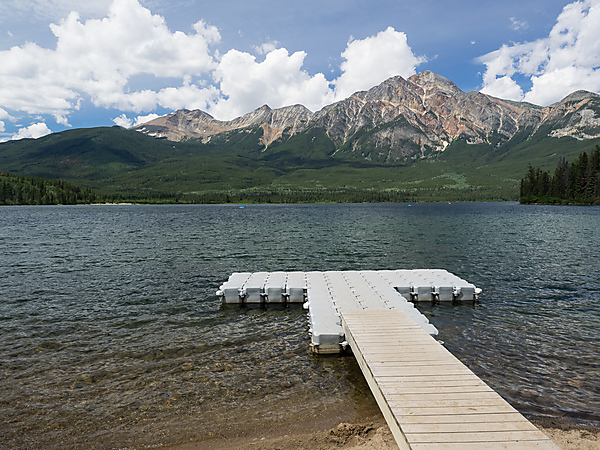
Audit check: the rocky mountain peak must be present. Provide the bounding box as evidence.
[553,90,599,105]
[409,71,462,94]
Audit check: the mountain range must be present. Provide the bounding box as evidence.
[134,71,600,162]
[2,71,600,202]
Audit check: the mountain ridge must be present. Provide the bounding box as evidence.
[133,71,600,162]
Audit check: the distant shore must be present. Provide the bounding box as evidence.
[89,202,135,205]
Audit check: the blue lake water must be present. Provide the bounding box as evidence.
[1,202,599,448]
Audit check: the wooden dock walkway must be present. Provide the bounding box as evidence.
[342,310,560,449]
[217,270,559,449]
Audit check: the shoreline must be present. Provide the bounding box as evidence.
[167,417,600,450]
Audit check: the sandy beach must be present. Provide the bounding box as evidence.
[170,415,600,450]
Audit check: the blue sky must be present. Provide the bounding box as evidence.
[1,0,599,141]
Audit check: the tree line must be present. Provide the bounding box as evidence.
[111,185,510,204]
[520,146,600,205]
[101,188,415,204]
[0,172,100,205]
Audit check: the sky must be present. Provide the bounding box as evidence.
[0,0,599,142]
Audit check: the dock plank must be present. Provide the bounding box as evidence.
[406,430,556,443]
[401,420,541,434]
[410,441,560,450]
[377,377,492,387]
[395,412,530,424]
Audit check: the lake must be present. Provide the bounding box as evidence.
[1,202,598,449]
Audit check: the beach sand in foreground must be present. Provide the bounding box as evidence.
[169,416,600,450]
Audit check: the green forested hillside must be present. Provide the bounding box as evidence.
[1,125,599,203]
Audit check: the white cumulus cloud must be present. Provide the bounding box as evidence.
[133,113,160,126]
[479,0,600,105]
[211,48,333,119]
[112,113,133,128]
[50,0,219,110]
[113,112,161,128]
[254,41,279,55]
[10,123,52,140]
[0,0,220,123]
[333,27,426,101]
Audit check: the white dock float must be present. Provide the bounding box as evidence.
[217,269,479,354]
[216,270,558,449]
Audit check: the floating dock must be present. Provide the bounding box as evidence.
[217,270,558,449]
[217,269,480,354]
